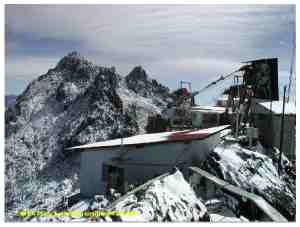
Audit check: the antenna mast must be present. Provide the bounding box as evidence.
[287,13,296,102]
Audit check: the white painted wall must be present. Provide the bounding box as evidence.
[80,148,119,197]
[80,132,222,197]
[190,133,222,164]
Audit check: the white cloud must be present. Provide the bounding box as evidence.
[6,5,294,55]
[5,4,295,100]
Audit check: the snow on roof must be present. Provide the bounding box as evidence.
[67,125,230,151]
[258,101,296,115]
[191,106,226,114]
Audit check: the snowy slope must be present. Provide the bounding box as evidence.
[118,66,173,133]
[205,199,249,222]
[203,141,296,220]
[109,170,209,222]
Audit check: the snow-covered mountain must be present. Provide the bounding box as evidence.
[117,66,173,133]
[5,52,174,220]
[5,51,295,222]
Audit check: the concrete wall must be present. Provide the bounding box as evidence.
[190,133,221,164]
[80,148,119,197]
[80,132,222,197]
[80,143,188,197]
[252,101,296,161]
[272,115,296,160]
[253,113,296,160]
[121,142,190,164]
[121,164,173,189]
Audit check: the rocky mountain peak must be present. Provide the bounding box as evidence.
[126,66,148,81]
[125,66,172,105]
[53,52,118,85]
[5,53,174,217]
[55,51,86,70]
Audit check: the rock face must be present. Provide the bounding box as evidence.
[203,141,296,221]
[125,66,172,106]
[5,52,173,219]
[110,170,209,222]
[119,66,173,133]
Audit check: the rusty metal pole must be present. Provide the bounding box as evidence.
[278,86,287,175]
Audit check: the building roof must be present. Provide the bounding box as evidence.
[258,101,296,115]
[66,125,230,151]
[191,106,226,114]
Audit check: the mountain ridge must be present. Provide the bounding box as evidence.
[5,52,174,219]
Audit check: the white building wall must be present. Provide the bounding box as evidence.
[80,149,118,197]
[80,132,223,197]
[190,133,222,164]
[121,142,190,164]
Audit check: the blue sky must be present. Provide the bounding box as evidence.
[5,4,295,105]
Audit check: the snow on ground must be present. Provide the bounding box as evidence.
[203,140,296,220]
[20,170,210,222]
[6,159,81,221]
[19,168,252,223]
[12,150,285,222]
[209,208,248,222]
[205,199,249,222]
[18,194,112,222]
[110,170,209,222]
[209,213,248,222]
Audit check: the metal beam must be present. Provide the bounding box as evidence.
[188,166,287,222]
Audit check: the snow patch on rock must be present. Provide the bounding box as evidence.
[117,79,162,134]
[203,141,295,220]
[110,170,209,222]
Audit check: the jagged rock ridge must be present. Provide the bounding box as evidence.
[5,52,174,219]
